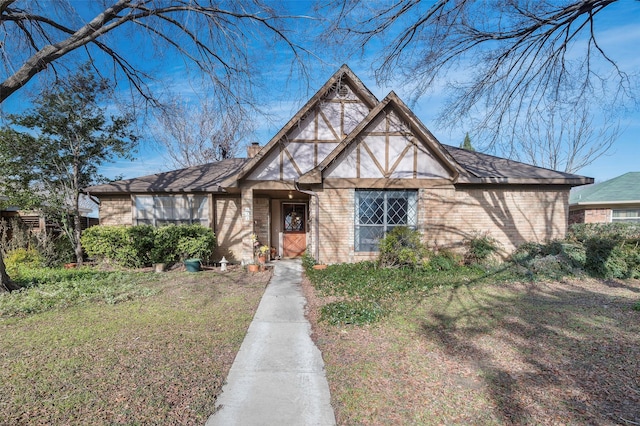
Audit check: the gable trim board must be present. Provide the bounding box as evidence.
[86,65,593,265]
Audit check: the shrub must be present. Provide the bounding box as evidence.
[425,250,462,272]
[4,248,44,276]
[81,225,152,268]
[464,232,500,265]
[568,223,640,279]
[36,232,75,267]
[378,226,427,268]
[82,224,215,267]
[176,225,215,260]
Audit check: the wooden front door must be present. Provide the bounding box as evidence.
[283,203,306,258]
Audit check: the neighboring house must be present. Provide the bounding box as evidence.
[85,65,592,264]
[0,194,99,235]
[568,172,640,224]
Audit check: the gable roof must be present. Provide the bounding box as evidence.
[220,64,379,187]
[85,158,247,194]
[299,91,461,183]
[569,172,640,205]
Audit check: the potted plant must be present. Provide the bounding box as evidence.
[257,245,269,264]
[247,261,260,273]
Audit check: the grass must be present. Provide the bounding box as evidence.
[303,264,640,425]
[0,266,271,425]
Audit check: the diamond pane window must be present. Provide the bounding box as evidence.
[134,195,209,227]
[355,190,418,252]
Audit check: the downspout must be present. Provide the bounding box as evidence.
[294,181,320,263]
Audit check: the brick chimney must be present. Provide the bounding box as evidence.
[247,142,261,158]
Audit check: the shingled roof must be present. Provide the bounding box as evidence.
[444,145,592,185]
[85,145,591,196]
[570,172,640,205]
[85,158,247,194]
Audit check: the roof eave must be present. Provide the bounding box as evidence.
[570,199,640,207]
[457,177,593,185]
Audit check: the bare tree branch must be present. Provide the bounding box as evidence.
[0,0,312,104]
[322,0,633,167]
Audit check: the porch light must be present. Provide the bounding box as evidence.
[288,191,293,199]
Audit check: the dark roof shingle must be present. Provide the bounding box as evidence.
[85,158,247,194]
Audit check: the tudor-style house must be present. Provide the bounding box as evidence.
[85,65,592,264]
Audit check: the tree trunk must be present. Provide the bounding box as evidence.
[0,251,19,293]
[73,192,83,266]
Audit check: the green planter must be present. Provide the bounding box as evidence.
[184,258,201,272]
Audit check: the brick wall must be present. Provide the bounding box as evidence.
[420,186,569,255]
[584,208,611,223]
[99,195,132,225]
[212,195,270,264]
[213,196,243,262]
[316,185,570,263]
[568,209,585,225]
[317,188,356,264]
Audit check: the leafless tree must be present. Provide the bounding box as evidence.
[151,96,251,168]
[0,0,312,291]
[321,0,634,153]
[0,0,311,104]
[512,102,619,174]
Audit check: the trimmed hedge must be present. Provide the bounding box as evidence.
[81,224,215,268]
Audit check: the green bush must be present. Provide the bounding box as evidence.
[81,225,153,268]
[425,250,461,272]
[568,223,640,279]
[4,248,44,276]
[176,225,215,260]
[378,226,427,268]
[464,232,500,265]
[82,224,215,268]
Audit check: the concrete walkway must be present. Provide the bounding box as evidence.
[206,259,336,426]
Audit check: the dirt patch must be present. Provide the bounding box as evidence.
[303,276,640,425]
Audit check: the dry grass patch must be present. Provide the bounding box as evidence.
[0,266,271,425]
[304,276,640,425]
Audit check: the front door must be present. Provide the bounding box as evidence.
[282,203,306,258]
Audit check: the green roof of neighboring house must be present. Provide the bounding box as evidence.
[569,172,640,205]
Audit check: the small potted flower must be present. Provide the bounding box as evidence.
[257,245,270,264]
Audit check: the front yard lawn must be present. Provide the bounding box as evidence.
[0,266,270,425]
[304,265,640,425]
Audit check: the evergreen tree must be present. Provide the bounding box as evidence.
[0,64,138,269]
[461,133,475,151]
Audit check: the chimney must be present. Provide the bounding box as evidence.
[247,142,261,158]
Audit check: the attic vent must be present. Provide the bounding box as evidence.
[337,83,349,97]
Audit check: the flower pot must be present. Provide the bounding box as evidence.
[247,264,260,272]
[258,254,267,264]
[184,259,201,272]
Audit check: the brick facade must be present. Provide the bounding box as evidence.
[99,195,132,225]
[568,208,611,224]
[311,185,570,264]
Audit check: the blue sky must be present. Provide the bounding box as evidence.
[2,1,639,183]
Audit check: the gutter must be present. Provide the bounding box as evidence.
[294,181,320,263]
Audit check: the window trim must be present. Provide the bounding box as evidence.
[354,189,418,252]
